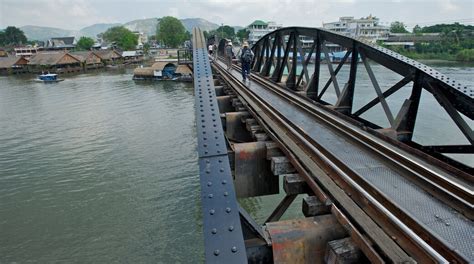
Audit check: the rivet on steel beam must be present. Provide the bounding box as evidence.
[226,207,231,213]
[210,209,215,215]
[224,192,229,196]
[231,246,238,253]
[228,226,234,231]
[222,180,227,185]
[219,168,224,172]
[214,250,220,256]
[207,182,212,186]
[211,228,217,234]
[208,194,214,198]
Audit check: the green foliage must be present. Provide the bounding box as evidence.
[184,31,192,41]
[456,49,474,62]
[76,36,95,50]
[237,29,250,42]
[157,16,186,48]
[390,21,409,33]
[143,43,150,54]
[412,25,422,34]
[0,26,27,46]
[385,22,474,62]
[103,26,138,50]
[210,25,235,39]
[417,22,474,33]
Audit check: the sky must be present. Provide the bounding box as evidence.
[0,0,473,30]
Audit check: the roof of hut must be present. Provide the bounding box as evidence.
[28,52,80,66]
[151,62,176,70]
[176,65,192,75]
[133,67,155,77]
[0,56,28,68]
[70,51,91,62]
[94,50,122,60]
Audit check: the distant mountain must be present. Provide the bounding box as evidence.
[233,26,245,32]
[124,18,159,36]
[20,18,220,41]
[20,25,74,41]
[79,23,121,38]
[181,18,219,32]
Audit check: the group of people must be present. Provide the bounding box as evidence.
[208,40,254,82]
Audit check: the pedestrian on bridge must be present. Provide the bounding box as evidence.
[208,43,213,56]
[237,42,254,82]
[213,43,218,61]
[225,40,234,71]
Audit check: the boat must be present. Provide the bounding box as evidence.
[35,73,64,83]
[132,62,192,82]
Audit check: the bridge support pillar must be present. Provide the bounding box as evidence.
[217,95,234,113]
[265,215,347,264]
[225,112,252,142]
[234,142,279,198]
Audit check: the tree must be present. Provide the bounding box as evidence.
[76,36,95,50]
[0,26,27,46]
[103,26,138,50]
[390,21,409,33]
[413,25,422,34]
[156,16,186,48]
[210,25,235,40]
[237,29,250,42]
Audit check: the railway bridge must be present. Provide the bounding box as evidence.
[191,27,473,263]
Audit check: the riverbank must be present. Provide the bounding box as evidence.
[387,48,474,63]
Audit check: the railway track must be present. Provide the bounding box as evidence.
[212,58,473,263]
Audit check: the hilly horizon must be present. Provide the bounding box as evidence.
[18,17,236,41]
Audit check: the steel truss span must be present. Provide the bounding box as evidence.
[249,27,473,172]
[197,27,472,263]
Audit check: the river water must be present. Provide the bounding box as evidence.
[0,63,472,263]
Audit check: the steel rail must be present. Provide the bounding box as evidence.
[248,67,473,219]
[241,66,472,263]
[213,60,469,262]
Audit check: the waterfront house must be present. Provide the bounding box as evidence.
[14,46,39,58]
[0,48,7,57]
[133,61,191,81]
[122,50,144,64]
[0,56,29,74]
[323,15,389,43]
[247,20,283,45]
[93,50,122,65]
[28,52,81,73]
[70,51,103,70]
[46,37,76,50]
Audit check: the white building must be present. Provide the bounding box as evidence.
[323,15,389,42]
[247,20,283,44]
[133,32,148,49]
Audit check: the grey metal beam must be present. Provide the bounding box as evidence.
[192,27,247,264]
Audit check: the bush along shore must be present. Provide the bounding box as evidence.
[385,23,474,62]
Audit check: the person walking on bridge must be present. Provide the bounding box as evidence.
[224,40,234,71]
[212,43,218,61]
[237,42,254,82]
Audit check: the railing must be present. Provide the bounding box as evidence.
[177,49,193,65]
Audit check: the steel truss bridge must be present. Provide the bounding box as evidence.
[191,27,473,263]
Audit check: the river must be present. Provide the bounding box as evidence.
[0,62,472,263]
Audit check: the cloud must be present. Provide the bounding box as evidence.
[1,0,472,30]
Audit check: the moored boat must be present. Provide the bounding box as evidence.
[35,73,64,83]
